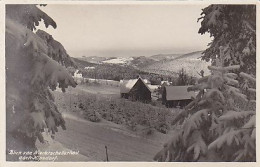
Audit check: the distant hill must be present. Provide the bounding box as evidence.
[79,56,111,64]
[70,57,170,84]
[102,57,134,65]
[173,51,204,60]
[142,51,211,78]
[129,56,158,68]
[71,57,97,68]
[71,50,211,80]
[150,53,182,61]
[77,55,158,69]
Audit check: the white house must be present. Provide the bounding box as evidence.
[73,70,83,78]
[73,70,83,84]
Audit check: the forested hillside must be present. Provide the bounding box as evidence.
[71,57,175,84]
[143,51,211,78]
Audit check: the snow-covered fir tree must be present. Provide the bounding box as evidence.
[153,5,255,162]
[198,5,256,75]
[154,46,255,162]
[6,5,76,160]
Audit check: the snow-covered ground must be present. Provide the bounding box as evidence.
[53,111,171,161]
[102,57,133,64]
[49,86,174,161]
[83,78,120,87]
[84,66,95,70]
[36,131,89,161]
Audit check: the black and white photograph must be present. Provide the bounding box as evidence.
[5,1,256,163]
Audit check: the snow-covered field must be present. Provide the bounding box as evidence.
[49,86,174,161]
[54,112,170,161]
[102,57,133,64]
[36,131,90,161]
[83,78,120,87]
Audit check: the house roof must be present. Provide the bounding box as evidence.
[161,81,171,86]
[165,86,196,101]
[120,77,152,93]
[148,85,159,92]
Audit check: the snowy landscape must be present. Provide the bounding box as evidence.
[5,3,256,163]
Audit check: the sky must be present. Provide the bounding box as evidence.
[38,4,212,57]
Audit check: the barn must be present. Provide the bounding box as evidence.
[120,77,152,102]
[162,86,196,108]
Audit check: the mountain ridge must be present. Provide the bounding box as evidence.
[71,50,210,78]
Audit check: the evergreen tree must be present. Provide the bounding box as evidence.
[176,68,196,86]
[154,47,255,161]
[153,5,256,161]
[177,68,188,86]
[198,5,256,75]
[6,5,76,160]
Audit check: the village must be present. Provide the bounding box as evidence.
[43,68,195,161]
[72,69,197,109]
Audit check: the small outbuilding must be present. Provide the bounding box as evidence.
[162,86,196,108]
[120,77,152,102]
